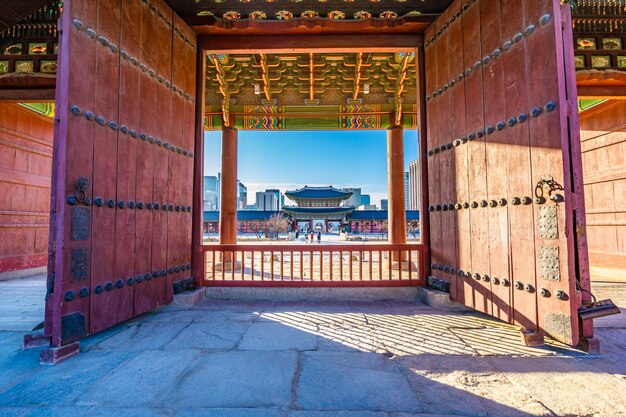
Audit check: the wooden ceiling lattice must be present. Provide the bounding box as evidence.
[204,51,417,130]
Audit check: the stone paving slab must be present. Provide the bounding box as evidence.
[296,352,422,413]
[239,322,318,351]
[79,350,200,407]
[164,351,298,408]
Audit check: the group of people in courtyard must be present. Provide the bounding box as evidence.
[295,229,322,243]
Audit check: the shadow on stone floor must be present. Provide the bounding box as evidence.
[1,299,626,416]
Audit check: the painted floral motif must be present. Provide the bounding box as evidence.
[223,11,241,19]
[602,38,622,50]
[275,10,293,20]
[354,11,372,19]
[380,11,398,18]
[3,43,22,55]
[618,56,626,68]
[40,60,57,73]
[591,55,610,68]
[0,61,8,73]
[29,43,47,55]
[577,38,596,50]
[328,11,346,19]
[15,61,34,73]
[301,10,319,18]
[574,55,585,68]
[249,11,267,19]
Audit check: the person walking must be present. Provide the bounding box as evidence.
[317,231,321,243]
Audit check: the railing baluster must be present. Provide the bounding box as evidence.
[309,250,313,280]
[290,250,294,281]
[379,250,382,280]
[339,250,343,281]
[319,250,323,281]
[299,250,303,281]
[398,250,403,280]
[388,250,392,280]
[251,251,255,281]
[329,250,333,281]
[367,251,374,281]
[261,250,264,281]
[359,251,363,281]
[271,251,274,281]
[349,250,353,281]
[280,251,284,281]
[212,250,216,282]
[408,249,412,280]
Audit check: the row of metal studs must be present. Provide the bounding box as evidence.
[427,100,558,157]
[68,195,192,212]
[63,263,192,302]
[424,0,479,49]
[69,105,194,160]
[138,0,196,52]
[426,12,553,102]
[71,17,196,104]
[430,264,568,300]
[428,194,563,212]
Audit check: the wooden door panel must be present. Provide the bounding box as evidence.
[46,0,197,347]
[425,0,588,346]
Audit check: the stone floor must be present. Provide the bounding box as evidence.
[0,274,625,417]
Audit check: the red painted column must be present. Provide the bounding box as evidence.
[219,126,238,245]
[387,125,407,247]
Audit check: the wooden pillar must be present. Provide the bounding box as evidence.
[219,126,238,245]
[387,126,407,246]
[192,50,206,287]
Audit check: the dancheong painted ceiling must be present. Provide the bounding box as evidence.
[204,51,417,130]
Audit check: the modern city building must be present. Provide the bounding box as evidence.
[404,171,410,210]
[361,194,371,206]
[341,187,362,208]
[408,160,421,211]
[380,199,389,211]
[255,189,283,211]
[237,181,247,209]
[203,175,219,211]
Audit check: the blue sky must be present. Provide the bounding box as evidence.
[204,130,418,206]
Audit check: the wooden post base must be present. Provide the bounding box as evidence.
[519,328,545,347]
[39,342,80,365]
[578,336,601,354]
[23,330,51,350]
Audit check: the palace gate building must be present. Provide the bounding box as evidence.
[0,0,612,363]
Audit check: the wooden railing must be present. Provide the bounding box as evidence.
[199,243,426,287]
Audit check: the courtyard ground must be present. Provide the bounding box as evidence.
[0,274,625,417]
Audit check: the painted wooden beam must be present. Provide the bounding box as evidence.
[199,34,422,53]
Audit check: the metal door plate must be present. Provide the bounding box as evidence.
[540,246,560,281]
[539,205,558,239]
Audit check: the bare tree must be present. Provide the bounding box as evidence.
[407,219,420,239]
[247,221,265,241]
[266,214,290,240]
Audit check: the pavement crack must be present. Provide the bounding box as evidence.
[290,351,303,409]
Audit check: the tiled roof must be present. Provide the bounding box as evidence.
[285,186,353,200]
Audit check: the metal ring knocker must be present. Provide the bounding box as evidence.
[75,177,89,203]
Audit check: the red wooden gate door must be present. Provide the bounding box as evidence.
[424,0,590,346]
[44,0,196,351]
